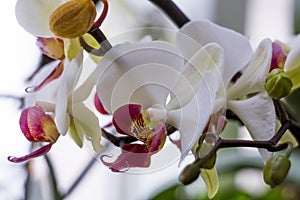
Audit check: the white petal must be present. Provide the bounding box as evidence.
[72,68,96,103]
[55,82,70,135]
[15,0,64,37]
[95,41,184,113]
[166,43,225,110]
[285,35,300,71]
[167,71,220,163]
[227,38,272,99]
[62,49,83,92]
[227,92,276,161]
[70,103,103,152]
[176,20,252,85]
[55,49,83,135]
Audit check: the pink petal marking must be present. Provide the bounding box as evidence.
[100,144,152,172]
[8,143,52,163]
[148,122,167,152]
[113,104,143,136]
[94,93,109,115]
[19,107,33,141]
[25,60,64,92]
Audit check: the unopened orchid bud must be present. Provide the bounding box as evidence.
[198,153,217,169]
[263,155,291,188]
[20,106,59,144]
[49,0,96,38]
[178,163,200,185]
[265,69,293,99]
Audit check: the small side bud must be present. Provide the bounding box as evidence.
[178,163,200,185]
[265,69,293,99]
[263,155,291,188]
[49,0,96,38]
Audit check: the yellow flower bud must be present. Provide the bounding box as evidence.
[265,69,293,99]
[263,155,291,188]
[49,0,96,39]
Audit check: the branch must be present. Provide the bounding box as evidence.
[148,0,190,28]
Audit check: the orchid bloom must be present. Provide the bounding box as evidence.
[8,106,59,162]
[25,49,103,153]
[15,0,106,91]
[176,20,276,161]
[96,40,224,171]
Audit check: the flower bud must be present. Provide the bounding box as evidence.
[265,69,293,99]
[263,155,291,188]
[20,106,59,144]
[49,0,96,38]
[198,153,217,169]
[178,163,200,185]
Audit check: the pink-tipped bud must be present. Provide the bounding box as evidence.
[20,106,59,144]
[271,42,287,71]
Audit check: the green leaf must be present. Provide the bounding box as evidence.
[201,167,219,199]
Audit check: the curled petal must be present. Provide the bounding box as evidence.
[100,144,151,172]
[285,35,300,71]
[8,143,52,163]
[227,38,272,100]
[25,61,64,93]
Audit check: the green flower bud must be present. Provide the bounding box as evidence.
[178,163,200,185]
[263,155,291,188]
[265,69,293,99]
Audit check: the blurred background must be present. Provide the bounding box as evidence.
[1,0,300,199]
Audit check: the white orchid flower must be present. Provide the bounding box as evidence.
[95,40,224,171]
[25,49,103,152]
[176,20,276,161]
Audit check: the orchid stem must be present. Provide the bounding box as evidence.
[148,0,190,28]
[194,98,298,166]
